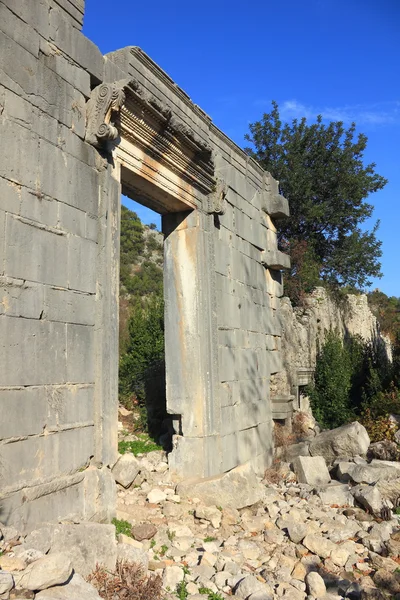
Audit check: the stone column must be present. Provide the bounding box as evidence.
[163,209,221,478]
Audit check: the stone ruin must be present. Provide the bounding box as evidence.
[0,0,290,531]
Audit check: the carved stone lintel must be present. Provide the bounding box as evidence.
[85,79,132,149]
[207,178,228,215]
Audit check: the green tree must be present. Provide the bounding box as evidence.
[119,295,165,408]
[308,330,355,428]
[245,102,387,292]
[120,206,144,291]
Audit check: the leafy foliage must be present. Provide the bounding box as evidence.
[368,289,400,341]
[111,518,133,538]
[245,101,387,297]
[118,206,165,432]
[309,329,400,436]
[119,296,164,410]
[308,331,355,428]
[118,438,162,455]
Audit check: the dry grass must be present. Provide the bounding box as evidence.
[88,561,163,600]
[264,459,283,484]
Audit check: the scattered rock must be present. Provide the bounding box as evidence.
[0,572,14,595]
[117,543,149,569]
[16,554,72,591]
[132,523,157,541]
[309,422,370,464]
[234,575,273,599]
[177,464,265,510]
[305,571,326,597]
[35,573,101,599]
[112,454,141,488]
[368,440,400,461]
[49,523,117,577]
[147,489,167,504]
[293,456,331,486]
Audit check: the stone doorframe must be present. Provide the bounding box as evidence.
[86,78,224,478]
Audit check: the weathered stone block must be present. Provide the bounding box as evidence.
[39,141,98,215]
[0,317,67,386]
[45,287,95,325]
[0,427,94,490]
[49,7,103,80]
[309,422,370,464]
[0,119,39,189]
[66,324,95,382]
[49,523,117,577]
[293,456,331,485]
[5,215,68,287]
[68,236,97,292]
[112,454,141,488]
[0,384,94,441]
[58,202,86,237]
[177,463,265,509]
[1,0,50,39]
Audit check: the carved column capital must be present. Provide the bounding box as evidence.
[207,178,228,215]
[85,79,131,149]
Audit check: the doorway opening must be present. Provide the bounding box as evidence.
[117,193,172,451]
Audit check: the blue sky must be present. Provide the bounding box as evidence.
[83,0,400,297]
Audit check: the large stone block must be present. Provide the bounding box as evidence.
[68,236,97,292]
[1,0,50,40]
[42,52,90,97]
[83,467,116,522]
[45,287,95,325]
[66,323,95,382]
[293,456,331,486]
[39,141,99,215]
[0,120,39,189]
[0,427,94,490]
[0,317,67,386]
[49,6,103,80]
[0,385,94,440]
[49,523,117,576]
[58,202,86,237]
[177,463,265,509]
[0,3,40,57]
[5,215,68,287]
[0,176,22,214]
[309,421,370,464]
[49,0,85,29]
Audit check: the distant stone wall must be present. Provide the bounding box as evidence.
[272,287,392,402]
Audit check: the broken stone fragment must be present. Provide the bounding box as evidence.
[35,573,102,599]
[16,553,72,591]
[112,454,141,488]
[292,455,331,486]
[309,421,370,464]
[131,523,157,541]
[176,464,265,510]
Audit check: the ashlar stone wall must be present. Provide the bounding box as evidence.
[0,0,289,530]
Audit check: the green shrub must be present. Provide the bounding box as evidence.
[118,439,162,455]
[308,330,355,428]
[112,518,133,538]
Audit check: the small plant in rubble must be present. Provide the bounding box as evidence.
[88,560,163,600]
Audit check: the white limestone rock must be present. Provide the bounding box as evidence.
[293,456,331,486]
[147,489,167,504]
[309,422,370,464]
[177,464,265,510]
[112,454,141,488]
[162,565,184,590]
[0,571,14,596]
[35,573,102,599]
[16,553,72,591]
[305,571,326,597]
